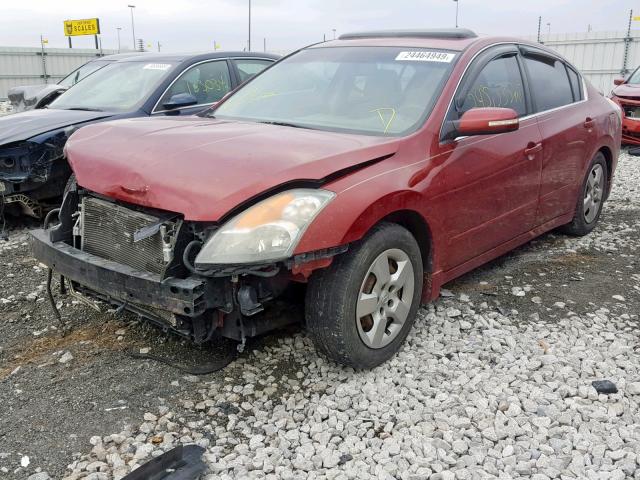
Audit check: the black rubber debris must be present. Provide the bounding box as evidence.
[121,445,206,480]
[592,380,618,394]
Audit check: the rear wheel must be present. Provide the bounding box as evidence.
[305,222,423,369]
[559,152,608,236]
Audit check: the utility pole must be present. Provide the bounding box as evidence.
[537,16,542,43]
[128,5,136,50]
[248,0,252,51]
[117,27,122,53]
[40,35,48,84]
[453,0,459,28]
[622,9,633,76]
[263,37,266,52]
[157,41,161,52]
[547,22,551,35]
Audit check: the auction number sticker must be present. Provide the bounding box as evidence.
[143,63,172,70]
[396,51,456,62]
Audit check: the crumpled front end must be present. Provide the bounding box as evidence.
[610,94,640,145]
[0,127,73,217]
[30,184,339,344]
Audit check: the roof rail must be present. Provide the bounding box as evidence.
[338,28,477,41]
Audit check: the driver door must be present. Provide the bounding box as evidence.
[434,45,543,269]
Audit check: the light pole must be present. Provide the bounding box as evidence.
[116,27,122,53]
[453,0,459,28]
[128,5,136,50]
[547,22,551,35]
[332,28,336,39]
[248,0,251,51]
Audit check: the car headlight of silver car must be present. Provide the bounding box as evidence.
[195,189,335,265]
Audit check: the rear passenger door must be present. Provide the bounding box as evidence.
[520,47,596,223]
[437,45,543,269]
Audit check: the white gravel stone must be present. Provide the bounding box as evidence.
[59,351,74,364]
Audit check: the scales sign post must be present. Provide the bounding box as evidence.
[63,18,101,49]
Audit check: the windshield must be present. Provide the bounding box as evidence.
[627,67,640,85]
[49,61,176,112]
[58,60,109,88]
[212,46,456,136]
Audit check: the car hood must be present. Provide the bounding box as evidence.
[67,116,400,221]
[0,108,113,145]
[613,83,640,98]
[7,84,66,112]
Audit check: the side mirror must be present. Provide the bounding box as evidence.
[450,107,519,138]
[614,78,625,86]
[163,93,198,111]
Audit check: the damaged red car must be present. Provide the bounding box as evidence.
[610,68,640,144]
[32,29,621,368]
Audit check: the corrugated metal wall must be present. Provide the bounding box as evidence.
[1,30,640,99]
[524,30,640,95]
[0,46,119,99]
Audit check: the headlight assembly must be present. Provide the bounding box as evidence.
[195,189,335,265]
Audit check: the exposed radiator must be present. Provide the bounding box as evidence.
[81,196,167,274]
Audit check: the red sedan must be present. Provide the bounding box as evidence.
[610,69,640,144]
[32,29,621,368]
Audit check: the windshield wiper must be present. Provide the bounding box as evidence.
[66,107,103,112]
[259,120,306,129]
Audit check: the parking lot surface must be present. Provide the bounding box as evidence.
[0,151,638,479]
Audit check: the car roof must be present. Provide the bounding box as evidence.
[111,51,280,64]
[309,29,557,54]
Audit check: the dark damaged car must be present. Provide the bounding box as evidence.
[0,51,277,217]
[7,53,142,113]
[32,30,620,368]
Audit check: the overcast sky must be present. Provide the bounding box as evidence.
[0,0,637,53]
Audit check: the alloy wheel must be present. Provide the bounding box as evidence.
[356,248,415,349]
[584,164,604,224]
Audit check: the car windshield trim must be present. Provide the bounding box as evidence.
[210,46,460,137]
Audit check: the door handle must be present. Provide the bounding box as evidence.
[584,117,595,129]
[524,142,542,159]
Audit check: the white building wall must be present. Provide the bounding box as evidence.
[0,46,120,99]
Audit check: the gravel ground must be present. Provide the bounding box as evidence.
[1,151,639,480]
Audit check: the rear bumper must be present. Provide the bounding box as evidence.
[30,228,207,317]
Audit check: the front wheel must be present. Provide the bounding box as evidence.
[305,222,423,369]
[558,152,608,236]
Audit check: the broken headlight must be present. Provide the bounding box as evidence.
[195,189,335,265]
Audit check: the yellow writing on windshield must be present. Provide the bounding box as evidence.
[371,108,397,134]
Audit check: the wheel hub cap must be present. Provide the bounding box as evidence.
[584,164,604,224]
[356,248,415,349]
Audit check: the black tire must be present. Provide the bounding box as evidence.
[305,222,423,369]
[558,152,608,236]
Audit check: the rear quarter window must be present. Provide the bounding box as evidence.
[523,55,574,112]
[566,66,583,101]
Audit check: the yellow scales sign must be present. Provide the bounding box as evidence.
[64,18,100,36]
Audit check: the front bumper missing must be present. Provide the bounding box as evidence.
[30,228,207,317]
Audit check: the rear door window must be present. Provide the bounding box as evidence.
[523,54,574,111]
[458,54,527,117]
[232,59,273,83]
[157,60,231,111]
